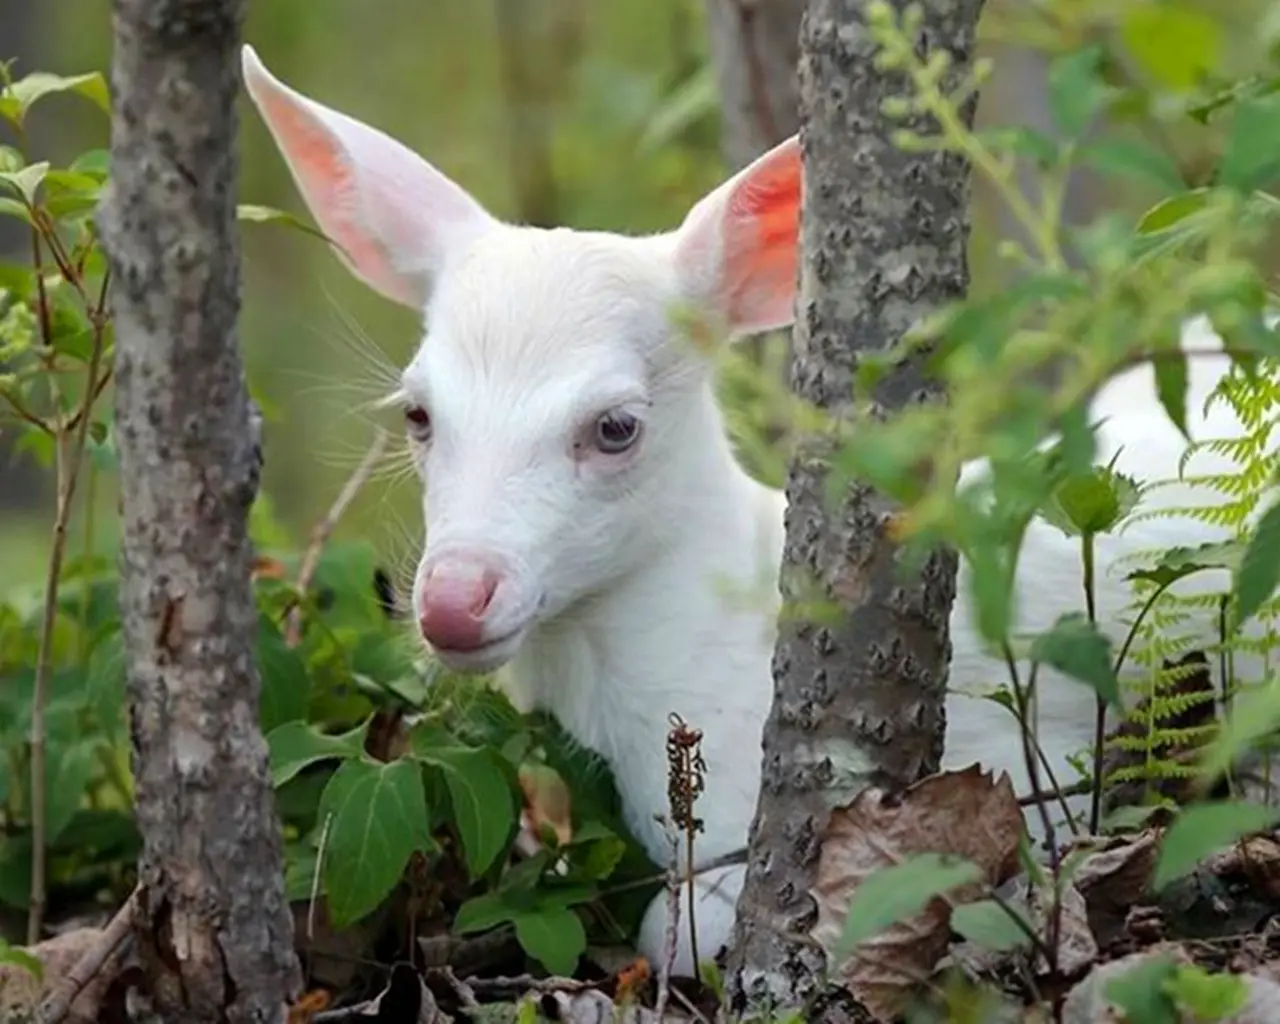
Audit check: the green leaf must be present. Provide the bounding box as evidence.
[454,891,518,934]
[836,853,981,954]
[43,739,99,845]
[1029,613,1120,709]
[318,757,433,926]
[513,907,586,977]
[0,937,42,981]
[1081,138,1184,193]
[236,204,332,245]
[1154,353,1190,439]
[1121,3,1221,92]
[0,197,31,224]
[949,899,1032,953]
[412,733,517,878]
[1233,499,1280,625]
[1219,94,1280,192]
[1164,964,1248,1021]
[1047,46,1107,138]
[2,72,109,121]
[638,64,718,154]
[256,613,311,734]
[0,162,48,204]
[1200,675,1280,782]
[85,628,126,733]
[1136,189,1211,235]
[267,719,369,788]
[1104,952,1180,1024]
[1038,466,1141,538]
[1152,801,1280,891]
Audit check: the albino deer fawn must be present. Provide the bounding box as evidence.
[242,46,1262,977]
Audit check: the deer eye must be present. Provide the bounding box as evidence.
[405,405,432,442]
[593,410,641,454]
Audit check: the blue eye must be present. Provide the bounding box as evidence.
[594,411,641,453]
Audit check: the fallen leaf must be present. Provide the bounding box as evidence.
[809,765,1023,1021]
[519,762,575,847]
[1073,830,1160,946]
[1030,880,1098,978]
[0,927,120,1024]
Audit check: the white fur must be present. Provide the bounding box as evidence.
[241,48,1273,979]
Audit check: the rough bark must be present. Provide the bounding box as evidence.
[98,0,301,1019]
[726,0,984,1011]
[703,0,806,171]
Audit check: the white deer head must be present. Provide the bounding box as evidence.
[241,46,802,674]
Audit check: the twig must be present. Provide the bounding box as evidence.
[654,824,681,1022]
[37,885,141,1024]
[285,429,388,646]
[28,270,111,945]
[435,968,482,1013]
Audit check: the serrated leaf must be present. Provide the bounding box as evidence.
[1152,801,1280,891]
[1233,499,1280,625]
[1154,353,1190,439]
[513,907,586,977]
[1029,613,1120,708]
[949,899,1032,952]
[318,757,433,926]
[1038,466,1140,538]
[1219,94,1280,192]
[412,730,517,878]
[836,853,981,954]
[1164,964,1248,1021]
[256,613,311,733]
[1047,46,1107,138]
[1081,138,1184,193]
[267,719,369,788]
[1121,3,1220,92]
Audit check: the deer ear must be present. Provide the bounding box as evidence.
[671,135,802,339]
[240,45,497,309]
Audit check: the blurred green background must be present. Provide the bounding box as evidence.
[1,0,1269,588]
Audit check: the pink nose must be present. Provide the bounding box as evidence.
[418,558,502,652]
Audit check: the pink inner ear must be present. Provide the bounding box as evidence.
[723,143,802,329]
[254,87,407,304]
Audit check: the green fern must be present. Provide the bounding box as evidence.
[1109,359,1280,807]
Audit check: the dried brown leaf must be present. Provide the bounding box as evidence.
[0,927,112,1024]
[1030,881,1098,977]
[519,762,575,847]
[809,765,1023,1021]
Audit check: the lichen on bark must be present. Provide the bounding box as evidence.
[726,0,986,1012]
[98,0,301,1018]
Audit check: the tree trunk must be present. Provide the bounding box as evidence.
[703,0,806,171]
[726,0,984,1011]
[99,0,301,1018]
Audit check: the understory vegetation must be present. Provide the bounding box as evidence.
[5,0,1280,1021]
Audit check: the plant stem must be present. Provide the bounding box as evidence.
[1082,531,1107,835]
[1002,642,1059,974]
[27,271,110,945]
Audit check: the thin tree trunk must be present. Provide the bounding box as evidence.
[726,0,983,1011]
[98,0,301,1018]
[703,0,805,171]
